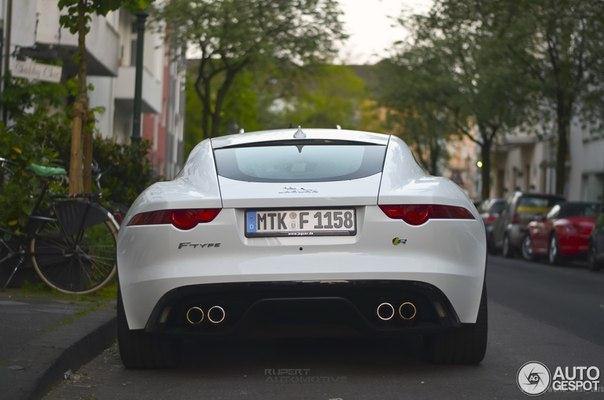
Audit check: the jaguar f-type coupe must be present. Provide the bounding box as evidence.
[117,129,487,368]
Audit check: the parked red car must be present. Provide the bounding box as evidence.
[523,202,600,264]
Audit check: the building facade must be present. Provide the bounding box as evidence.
[1,0,185,178]
[490,120,604,202]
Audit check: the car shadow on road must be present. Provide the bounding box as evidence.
[168,335,474,378]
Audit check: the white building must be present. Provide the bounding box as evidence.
[491,119,604,202]
[1,0,185,177]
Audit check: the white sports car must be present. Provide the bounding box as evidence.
[117,128,487,368]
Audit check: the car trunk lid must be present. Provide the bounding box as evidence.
[217,174,382,208]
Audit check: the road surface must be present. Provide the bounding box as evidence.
[44,256,604,399]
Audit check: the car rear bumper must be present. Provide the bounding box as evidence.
[141,280,462,337]
[118,262,485,330]
[558,234,590,256]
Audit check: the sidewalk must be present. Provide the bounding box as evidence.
[0,290,116,400]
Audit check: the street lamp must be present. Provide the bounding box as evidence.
[131,11,148,141]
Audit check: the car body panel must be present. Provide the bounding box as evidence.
[527,202,598,257]
[117,129,486,331]
[491,192,565,252]
[592,210,604,264]
[211,128,389,149]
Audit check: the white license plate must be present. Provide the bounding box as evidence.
[245,208,356,237]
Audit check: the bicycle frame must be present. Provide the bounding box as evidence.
[1,173,57,289]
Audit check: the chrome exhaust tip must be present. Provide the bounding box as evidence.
[186,306,204,325]
[398,301,417,320]
[207,305,226,324]
[376,302,395,321]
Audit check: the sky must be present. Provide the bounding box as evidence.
[337,0,433,64]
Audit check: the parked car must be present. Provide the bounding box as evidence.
[116,129,487,368]
[479,198,506,251]
[589,206,604,271]
[490,192,565,257]
[523,202,600,264]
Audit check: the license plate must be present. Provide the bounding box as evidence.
[245,208,356,237]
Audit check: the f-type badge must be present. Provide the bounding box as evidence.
[178,242,221,249]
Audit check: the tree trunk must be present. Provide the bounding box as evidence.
[429,139,440,175]
[480,138,492,200]
[82,104,91,192]
[68,0,88,196]
[210,70,237,137]
[554,99,571,196]
[68,99,84,195]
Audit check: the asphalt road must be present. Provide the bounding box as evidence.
[44,256,604,400]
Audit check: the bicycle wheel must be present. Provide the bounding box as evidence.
[30,199,118,294]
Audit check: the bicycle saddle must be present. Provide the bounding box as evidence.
[28,163,67,177]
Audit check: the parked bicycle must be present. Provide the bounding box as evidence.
[0,157,119,294]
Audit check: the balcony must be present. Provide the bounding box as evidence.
[114,66,162,114]
[28,0,120,76]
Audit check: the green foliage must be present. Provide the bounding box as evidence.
[0,78,156,232]
[425,0,604,194]
[93,138,155,207]
[277,65,366,129]
[183,63,375,157]
[0,80,71,232]
[376,1,540,194]
[58,0,153,33]
[157,0,346,138]
[376,47,460,174]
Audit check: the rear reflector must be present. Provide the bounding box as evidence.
[128,209,221,230]
[379,204,474,225]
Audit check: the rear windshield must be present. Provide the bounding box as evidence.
[516,196,564,215]
[559,203,600,218]
[214,143,386,183]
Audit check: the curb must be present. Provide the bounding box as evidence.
[6,302,117,400]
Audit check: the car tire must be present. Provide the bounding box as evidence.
[548,235,561,265]
[521,235,534,261]
[588,242,601,272]
[425,285,487,365]
[117,290,180,369]
[502,234,513,258]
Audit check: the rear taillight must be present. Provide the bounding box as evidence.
[128,208,221,230]
[379,204,475,226]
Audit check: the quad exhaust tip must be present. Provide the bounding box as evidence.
[207,305,226,324]
[376,302,395,321]
[398,301,417,320]
[186,306,204,325]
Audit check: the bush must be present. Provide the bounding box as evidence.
[0,80,71,233]
[93,138,156,207]
[0,78,158,233]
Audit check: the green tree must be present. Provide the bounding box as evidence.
[276,65,366,129]
[58,0,152,194]
[184,68,267,155]
[156,0,346,139]
[433,0,604,195]
[376,47,459,175]
[384,5,536,197]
